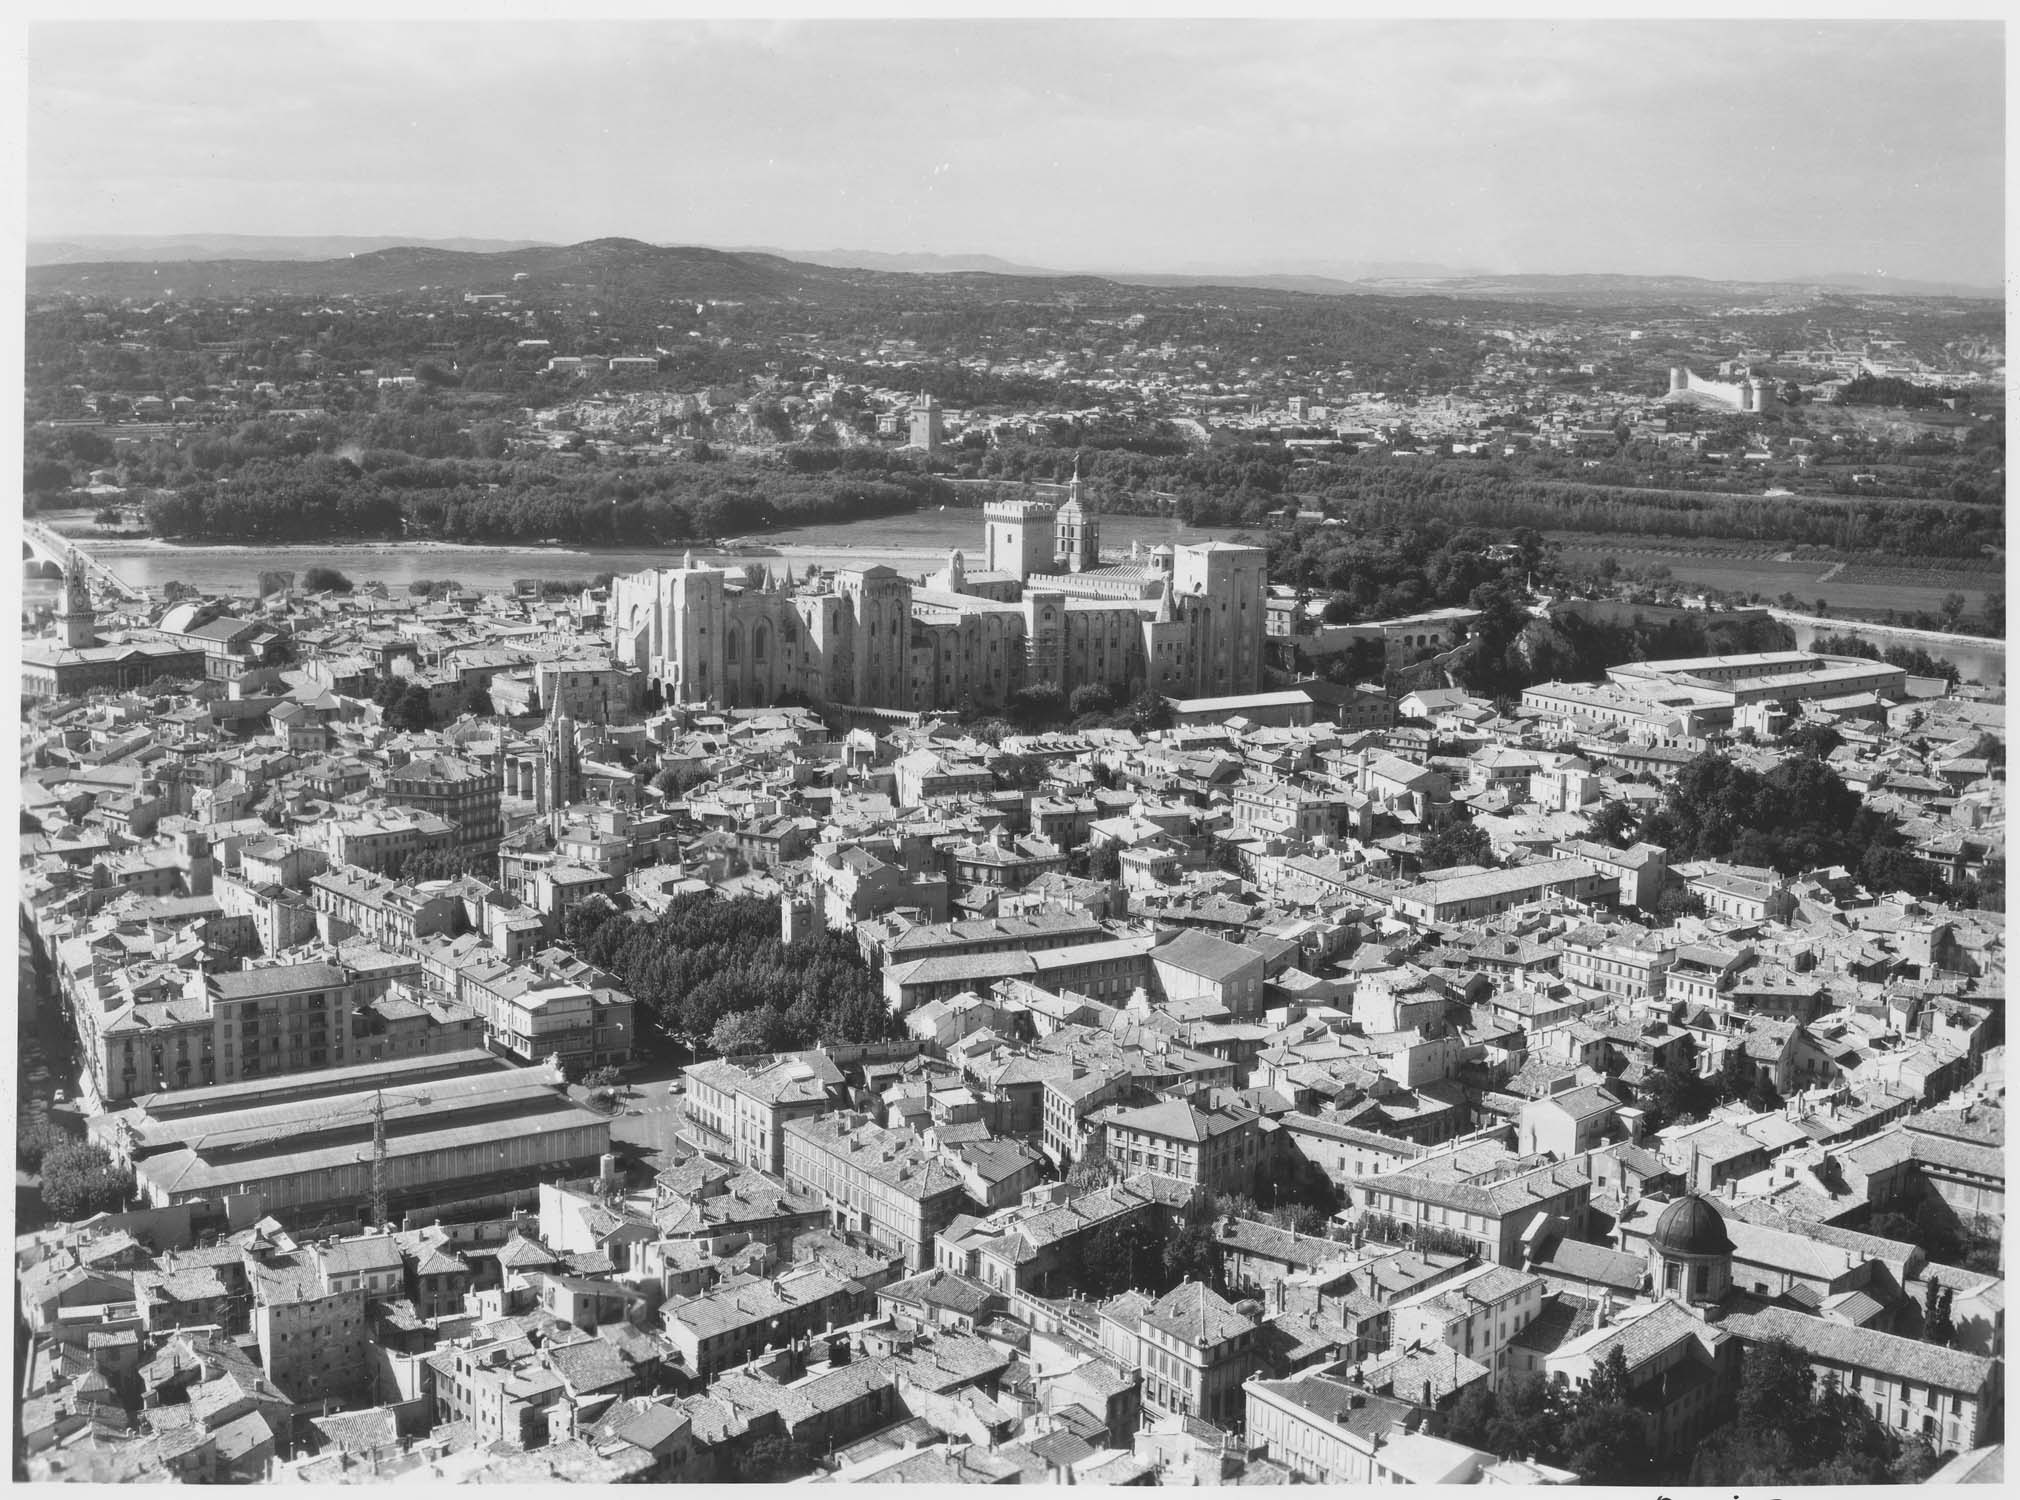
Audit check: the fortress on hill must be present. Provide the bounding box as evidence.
[608,473,1268,714]
[1666,365,1778,413]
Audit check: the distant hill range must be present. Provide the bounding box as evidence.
[27,239,865,302]
[1340,270,2001,304]
[24,235,2000,307]
[665,246,2003,304]
[29,234,556,264]
[739,248,1484,284]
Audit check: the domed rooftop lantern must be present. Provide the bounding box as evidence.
[1648,1193,1734,1307]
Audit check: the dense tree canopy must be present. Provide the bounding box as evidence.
[133,422,950,545]
[37,1140,135,1222]
[1419,814,1494,872]
[1434,1351,1653,1484]
[1639,750,1921,884]
[564,892,895,1058]
[1690,1338,1939,1484]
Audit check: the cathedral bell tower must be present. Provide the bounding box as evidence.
[1055,456,1100,574]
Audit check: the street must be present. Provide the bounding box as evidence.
[560,1050,698,1184]
[16,929,83,1230]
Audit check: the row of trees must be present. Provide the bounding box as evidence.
[1813,631,1967,684]
[1833,374,1969,410]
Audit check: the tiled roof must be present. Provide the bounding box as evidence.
[1559,1297,1715,1373]
[1142,1281,1256,1349]
[1253,1373,1414,1440]
[882,1269,998,1319]
[544,1335,634,1394]
[1532,1237,1646,1293]
[1364,1155,1590,1219]
[1509,1292,1600,1354]
[313,1234,405,1276]
[1719,1305,1997,1392]
[1096,1096,1257,1144]
[311,1406,400,1454]
[1356,1343,1491,1402]
[1152,928,1264,983]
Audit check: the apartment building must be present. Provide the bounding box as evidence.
[661,1263,876,1382]
[301,805,458,874]
[1552,839,1668,910]
[1389,860,1612,926]
[681,1054,836,1174]
[309,868,464,950]
[1387,1263,1548,1392]
[781,1112,972,1272]
[82,959,412,1102]
[1716,1306,1999,1451]
[380,754,502,854]
[938,1181,1166,1296]
[1093,1095,1265,1199]
[882,934,1156,1013]
[1150,929,1267,1016]
[1355,1157,1593,1267]
[1557,922,1673,1003]
[1104,1282,1261,1428]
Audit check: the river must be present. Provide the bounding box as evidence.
[25,507,2004,687]
[26,508,1251,600]
[1774,613,2006,689]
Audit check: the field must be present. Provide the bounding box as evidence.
[1547,534,2003,618]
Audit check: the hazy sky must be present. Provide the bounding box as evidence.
[28,19,2006,284]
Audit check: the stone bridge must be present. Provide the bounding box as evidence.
[22,519,146,603]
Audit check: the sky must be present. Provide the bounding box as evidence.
[25,18,2007,285]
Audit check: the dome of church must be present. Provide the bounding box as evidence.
[1650,1193,1734,1258]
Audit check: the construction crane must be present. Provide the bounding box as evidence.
[369,1091,389,1231]
[353,1087,433,1231]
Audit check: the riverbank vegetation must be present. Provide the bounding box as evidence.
[130,438,949,544]
[963,440,2002,558]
